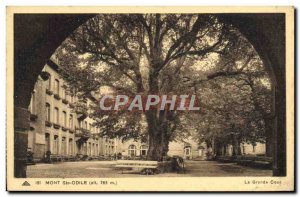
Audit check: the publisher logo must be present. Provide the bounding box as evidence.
[22,181,30,186]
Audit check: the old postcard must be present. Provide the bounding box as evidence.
[6,6,294,192]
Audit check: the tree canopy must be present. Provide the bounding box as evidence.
[55,14,272,159]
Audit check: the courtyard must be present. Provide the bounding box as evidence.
[27,160,272,178]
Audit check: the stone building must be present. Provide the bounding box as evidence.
[119,139,149,158]
[120,137,266,160]
[168,139,207,160]
[119,138,208,160]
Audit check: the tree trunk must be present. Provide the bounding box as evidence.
[145,110,170,161]
[231,134,241,156]
[223,144,227,156]
[147,124,169,161]
[214,139,222,157]
[231,134,236,156]
[146,62,171,161]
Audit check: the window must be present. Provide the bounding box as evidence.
[61,85,66,99]
[88,142,91,156]
[140,145,148,156]
[62,111,67,127]
[53,135,59,154]
[111,146,114,154]
[54,107,59,124]
[62,137,66,155]
[96,144,98,156]
[54,79,60,95]
[70,89,75,103]
[46,103,51,121]
[69,114,73,129]
[69,138,73,155]
[128,145,136,157]
[47,75,51,90]
[83,142,87,155]
[184,146,191,156]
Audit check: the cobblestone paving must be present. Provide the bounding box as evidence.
[27,160,272,178]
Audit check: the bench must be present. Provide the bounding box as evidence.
[50,154,63,162]
[116,160,158,175]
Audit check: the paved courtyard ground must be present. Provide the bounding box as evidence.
[27,160,272,178]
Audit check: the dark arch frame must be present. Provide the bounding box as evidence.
[13,13,288,177]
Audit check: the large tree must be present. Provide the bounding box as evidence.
[55,14,271,160]
[183,30,272,157]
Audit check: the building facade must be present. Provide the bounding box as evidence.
[120,138,266,160]
[168,139,208,160]
[28,60,121,162]
[119,139,149,158]
[119,138,208,160]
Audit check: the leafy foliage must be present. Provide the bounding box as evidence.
[54,14,272,158]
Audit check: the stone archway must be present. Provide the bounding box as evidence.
[13,13,287,177]
[219,14,286,176]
